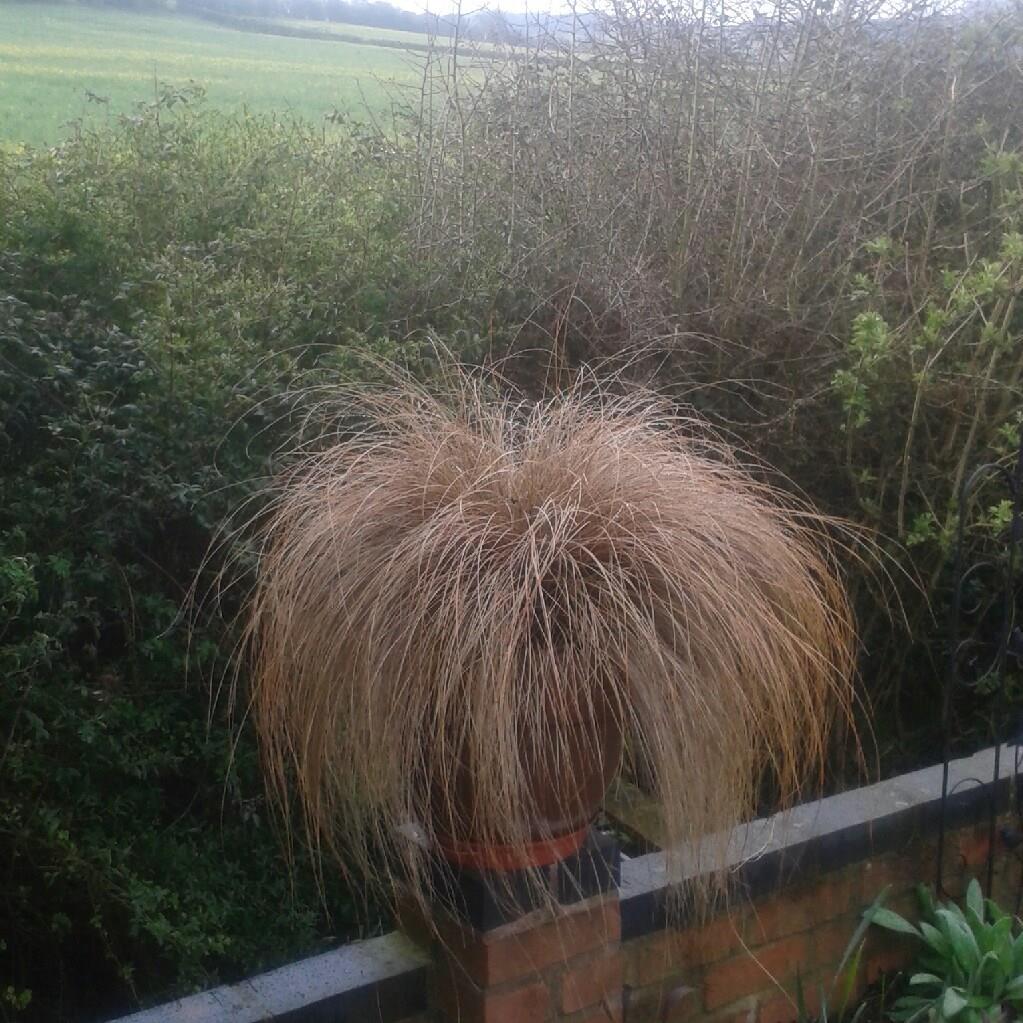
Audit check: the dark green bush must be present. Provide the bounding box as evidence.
[870,881,1023,1023]
[0,90,454,1021]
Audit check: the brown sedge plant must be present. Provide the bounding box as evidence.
[242,371,856,921]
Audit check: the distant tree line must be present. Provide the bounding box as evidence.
[24,0,602,45]
[212,0,458,37]
[45,0,461,38]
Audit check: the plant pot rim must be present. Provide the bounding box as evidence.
[437,825,589,871]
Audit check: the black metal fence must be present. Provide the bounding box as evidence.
[938,431,1023,901]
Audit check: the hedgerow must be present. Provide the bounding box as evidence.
[0,88,452,1020]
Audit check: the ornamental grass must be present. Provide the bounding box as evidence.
[243,376,856,912]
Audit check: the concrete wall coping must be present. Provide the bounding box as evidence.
[618,742,1013,937]
[111,931,428,1023]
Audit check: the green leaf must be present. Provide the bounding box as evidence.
[936,909,982,968]
[985,899,1009,925]
[991,915,1013,952]
[921,921,952,958]
[848,1003,868,1023]
[917,884,938,920]
[943,987,968,1018]
[1003,975,1023,995]
[964,995,998,1008]
[835,939,865,1015]
[909,973,944,987]
[794,967,808,1023]
[890,997,933,1023]
[945,901,968,925]
[871,907,923,937]
[893,996,934,1008]
[966,951,998,997]
[889,1008,927,1022]
[966,880,984,925]
[1011,929,1023,971]
[835,886,890,1011]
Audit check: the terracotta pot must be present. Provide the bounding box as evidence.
[431,689,624,870]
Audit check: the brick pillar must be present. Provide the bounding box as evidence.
[401,829,623,1023]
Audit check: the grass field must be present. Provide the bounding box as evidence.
[268,15,504,51]
[273,15,440,46]
[0,2,428,146]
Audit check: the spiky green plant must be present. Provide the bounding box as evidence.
[243,376,856,912]
[870,880,1023,1023]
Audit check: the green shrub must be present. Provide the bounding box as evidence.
[870,881,1023,1023]
[830,151,1023,758]
[0,91,459,1020]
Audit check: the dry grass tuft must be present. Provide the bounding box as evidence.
[243,374,856,912]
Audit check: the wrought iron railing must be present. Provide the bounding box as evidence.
[938,431,1023,900]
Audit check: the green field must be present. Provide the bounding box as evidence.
[0,2,427,146]
[273,14,439,46]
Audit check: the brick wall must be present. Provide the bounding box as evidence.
[394,815,1018,1023]
[621,818,1018,1023]
[110,744,1021,1023]
[397,744,1021,1023]
[433,895,622,1023]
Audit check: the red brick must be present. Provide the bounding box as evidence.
[867,890,918,934]
[623,979,701,1022]
[683,914,745,966]
[704,996,759,1023]
[863,943,912,984]
[434,964,552,1023]
[746,874,858,945]
[752,973,830,1023]
[861,852,925,897]
[958,828,993,868]
[488,982,551,1023]
[703,934,809,1010]
[436,896,620,986]
[570,1004,624,1023]
[561,951,623,1013]
[623,941,670,989]
[804,916,862,974]
[624,915,741,987]
[756,993,800,1023]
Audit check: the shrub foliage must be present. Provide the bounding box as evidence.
[409,0,1023,767]
[0,90,426,1020]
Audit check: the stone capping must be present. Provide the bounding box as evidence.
[108,744,1014,1023]
[109,932,429,1023]
[619,742,1013,940]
